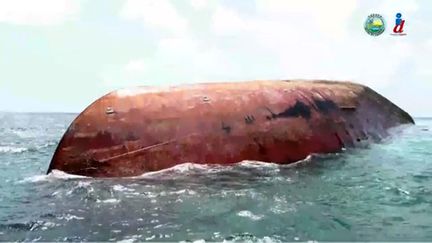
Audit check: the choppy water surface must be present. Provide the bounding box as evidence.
[0,112,432,241]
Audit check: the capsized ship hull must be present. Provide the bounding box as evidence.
[47,80,414,177]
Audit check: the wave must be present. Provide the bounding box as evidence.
[0,145,28,153]
[17,153,326,182]
[134,155,316,178]
[38,141,57,149]
[237,210,264,221]
[131,163,220,178]
[0,141,57,154]
[238,155,315,169]
[18,170,89,183]
[9,128,39,138]
[96,198,121,204]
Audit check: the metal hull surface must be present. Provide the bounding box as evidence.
[47,80,414,177]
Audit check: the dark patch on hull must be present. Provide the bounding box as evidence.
[253,137,267,156]
[273,101,311,120]
[92,131,116,148]
[126,131,140,141]
[244,115,255,124]
[313,99,338,114]
[334,133,344,148]
[341,106,356,111]
[221,122,232,134]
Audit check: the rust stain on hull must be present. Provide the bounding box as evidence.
[47,80,414,177]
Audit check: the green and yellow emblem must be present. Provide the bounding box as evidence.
[364,14,386,36]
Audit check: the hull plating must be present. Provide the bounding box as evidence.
[47,80,414,177]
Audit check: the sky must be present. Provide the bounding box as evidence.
[0,0,431,116]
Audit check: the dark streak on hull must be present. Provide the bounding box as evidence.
[47,80,414,177]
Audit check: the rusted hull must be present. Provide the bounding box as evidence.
[47,80,414,177]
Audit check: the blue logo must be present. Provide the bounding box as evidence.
[392,12,406,36]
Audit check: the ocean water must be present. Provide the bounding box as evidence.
[0,112,432,242]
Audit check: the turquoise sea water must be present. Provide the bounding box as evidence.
[0,112,431,242]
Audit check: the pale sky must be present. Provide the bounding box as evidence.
[0,0,431,117]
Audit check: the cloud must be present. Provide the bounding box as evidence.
[155,38,233,81]
[104,0,429,116]
[100,60,149,90]
[120,0,188,35]
[190,0,208,10]
[208,1,423,89]
[0,0,80,25]
[376,0,419,15]
[255,0,357,38]
[413,39,432,83]
[112,1,418,90]
[100,36,235,90]
[124,59,147,73]
[211,5,253,35]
